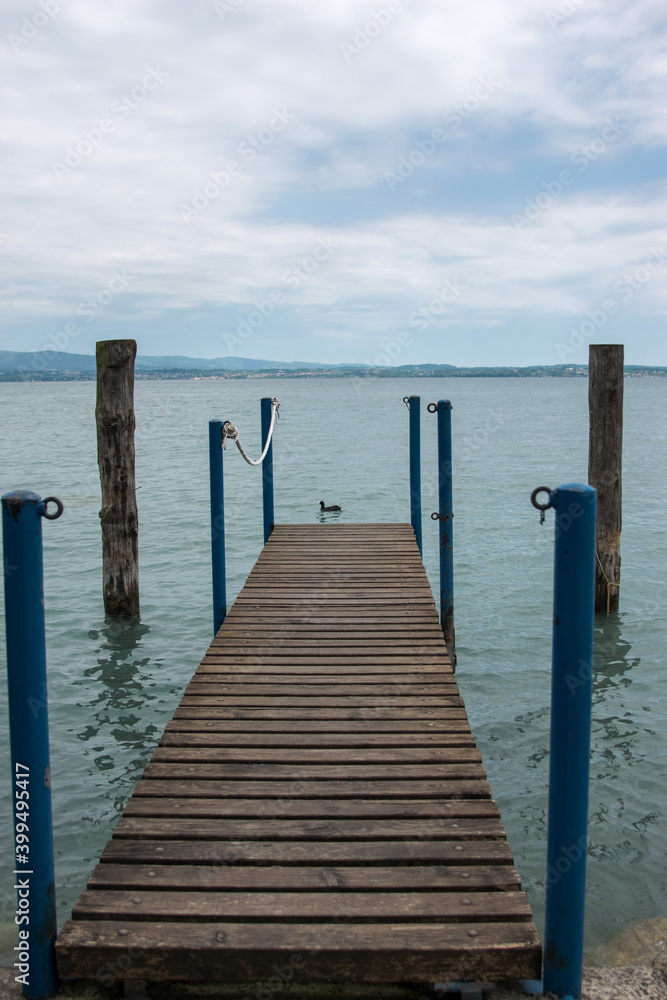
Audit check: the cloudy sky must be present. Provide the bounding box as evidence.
[2,0,666,366]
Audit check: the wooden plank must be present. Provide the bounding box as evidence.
[196,663,453,675]
[270,524,411,529]
[232,600,437,606]
[198,662,452,673]
[172,706,465,719]
[100,839,515,865]
[72,889,532,922]
[56,919,542,982]
[202,650,451,661]
[241,579,434,586]
[150,748,482,765]
[225,600,433,612]
[258,542,418,547]
[241,578,432,584]
[238,589,435,597]
[183,684,458,698]
[165,717,470,731]
[132,778,493,799]
[188,682,456,695]
[178,697,463,708]
[158,733,474,748]
[209,637,445,645]
[112,817,506,841]
[263,530,415,555]
[223,614,438,622]
[251,558,425,565]
[215,625,444,634]
[87,863,522,892]
[174,703,465,716]
[143,762,487,781]
[123,798,499,819]
[188,674,456,686]
[210,637,445,645]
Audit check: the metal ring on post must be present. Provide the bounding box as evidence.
[530,487,553,513]
[427,403,438,413]
[41,497,64,520]
[431,511,442,521]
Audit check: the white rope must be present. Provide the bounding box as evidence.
[222,399,280,466]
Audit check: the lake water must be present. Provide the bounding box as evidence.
[1,375,666,967]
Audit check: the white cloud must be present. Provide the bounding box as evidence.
[0,0,665,362]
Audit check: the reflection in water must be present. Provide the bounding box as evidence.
[77,618,159,814]
[317,509,343,523]
[577,616,662,949]
[592,611,640,698]
[505,611,665,950]
[590,612,643,789]
[50,616,179,933]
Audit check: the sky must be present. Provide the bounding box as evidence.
[1,0,666,367]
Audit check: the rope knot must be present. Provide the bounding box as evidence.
[220,400,280,465]
[221,422,238,450]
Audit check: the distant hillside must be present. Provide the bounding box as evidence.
[0,349,665,380]
[135,354,368,371]
[0,349,97,372]
[0,350,366,373]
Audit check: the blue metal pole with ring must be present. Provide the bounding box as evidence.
[403,396,422,555]
[209,420,227,635]
[261,397,275,544]
[429,400,455,665]
[2,490,63,999]
[531,483,597,1000]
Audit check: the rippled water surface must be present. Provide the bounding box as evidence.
[0,376,665,965]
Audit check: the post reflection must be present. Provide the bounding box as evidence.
[80,617,157,812]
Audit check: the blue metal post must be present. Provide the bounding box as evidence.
[2,490,62,999]
[261,397,275,544]
[436,400,455,661]
[543,482,597,1000]
[209,420,227,635]
[408,396,422,554]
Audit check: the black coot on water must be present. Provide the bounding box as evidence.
[319,500,341,512]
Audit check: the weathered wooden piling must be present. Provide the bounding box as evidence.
[588,344,623,613]
[96,339,140,618]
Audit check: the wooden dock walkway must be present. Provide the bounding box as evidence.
[56,523,541,988]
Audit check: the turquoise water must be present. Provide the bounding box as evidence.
[0,376,666,965]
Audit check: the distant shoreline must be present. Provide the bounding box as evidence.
[1,366,666,382]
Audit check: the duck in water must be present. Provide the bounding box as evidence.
[319,500,342,512]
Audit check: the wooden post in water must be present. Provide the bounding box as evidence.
[588,344,623,613]
[96,339,140,618]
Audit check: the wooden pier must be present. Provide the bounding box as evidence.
[56,523,541,988]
